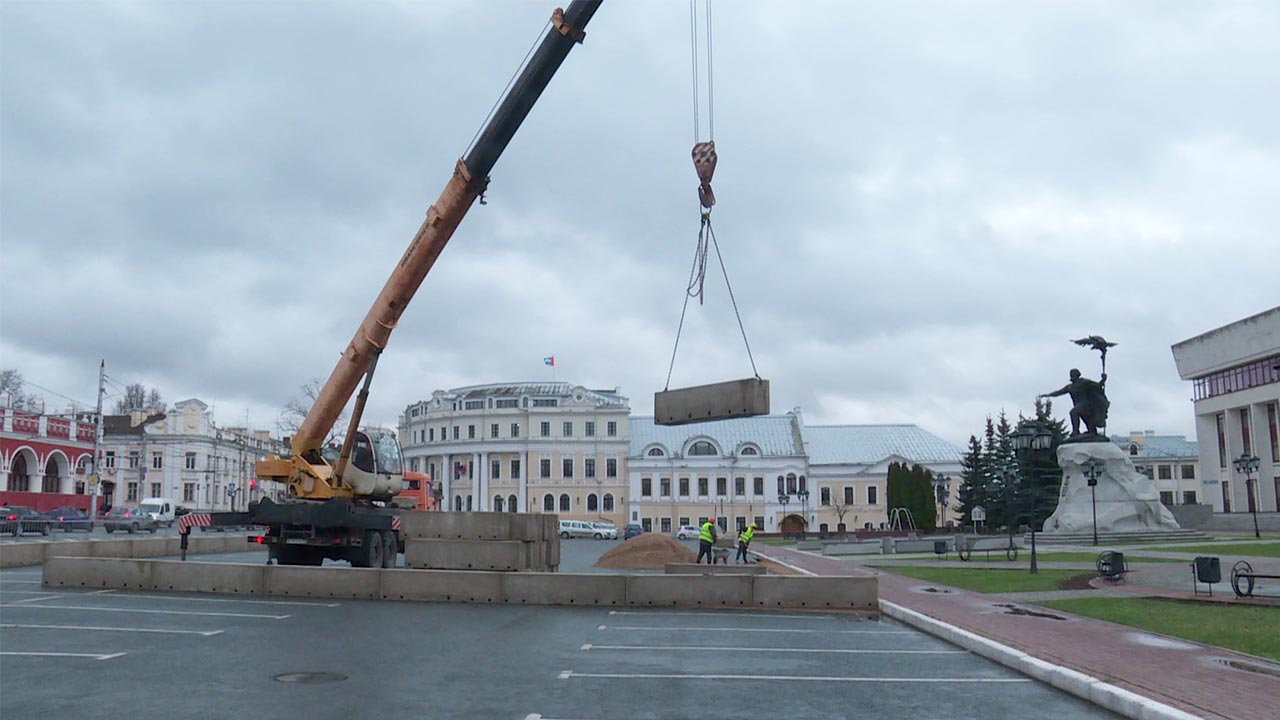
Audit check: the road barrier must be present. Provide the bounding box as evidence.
[663,563,766,575]
[40,557,877,611]
[1,534,262,568]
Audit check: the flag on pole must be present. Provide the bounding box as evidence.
[543,356,555,367]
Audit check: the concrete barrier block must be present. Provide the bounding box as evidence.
[131,538,169,558]
[893,538,954,553]
[44,541,93,560]
[398,512,510,540]
[163,537,182,555]
[546,535,560,568]
[752,575,877,610]
[821,542,882,556]
[664,563,766,575]
[43,556,152,590]
[625,575,754,607]
[151,560,266,595]
[404,539,528,571]
[501,573,626,606]
[0,542,45,567]
[380,568,502,603]
[507,513,551,541]
[265,565,380,599]
[89,539,137,558]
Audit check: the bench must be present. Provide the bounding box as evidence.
[1096,551,1128,583]
[957,537,1018,562]
[1231,560,1280,598]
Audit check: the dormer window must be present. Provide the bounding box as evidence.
[1129,444,1138,456]
[647,447,665,457]
[689,441,717,456]
[741,447,758,456]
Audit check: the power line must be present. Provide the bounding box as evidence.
[19,379,92,410]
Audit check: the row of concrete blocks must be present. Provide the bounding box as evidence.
[0,535,259,568]
[42,557,877,610]
[403,538,559,572]
[398,511,558,542]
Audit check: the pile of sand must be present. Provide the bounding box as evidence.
[594,533,697,569]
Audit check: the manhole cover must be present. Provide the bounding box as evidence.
[272,672,348,684]
[1211,658,1280,679]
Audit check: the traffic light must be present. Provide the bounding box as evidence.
[249,480,257,490]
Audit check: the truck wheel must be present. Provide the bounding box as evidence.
[354,530,383,568]
[129,523,138,534]
[381,531,397,568]
[106,527,115,534]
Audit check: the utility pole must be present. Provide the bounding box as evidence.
[90,360,105,523]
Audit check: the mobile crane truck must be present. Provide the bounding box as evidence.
[179,1,602,567]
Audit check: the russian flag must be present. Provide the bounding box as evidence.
[543,356,555,367]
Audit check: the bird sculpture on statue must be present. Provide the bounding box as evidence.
[1071,336,1117,374]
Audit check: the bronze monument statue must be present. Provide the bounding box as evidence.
[1040,369,1109,438]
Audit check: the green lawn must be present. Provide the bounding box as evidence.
[1037,597,1280,663]
[757,537,795,546]
[877,566,1088,593]
[1031,551,1182,564]
[1133,542,1280,558]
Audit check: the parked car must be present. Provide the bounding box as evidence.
[103,507,159,534]
[0,506,51,536]
[589,522,618,540]
[557,519,597,539]
[624,523,643,540]
[138,497,178,527]
[48,507,93,532]
[674,524,702,540]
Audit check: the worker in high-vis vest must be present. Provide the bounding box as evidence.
[736,523,756,564]
[697,517,718,564]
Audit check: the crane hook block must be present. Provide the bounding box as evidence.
[692,141,717,209]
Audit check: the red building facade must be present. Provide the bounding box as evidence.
[0,405,97,512]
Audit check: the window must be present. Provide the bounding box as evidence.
[679,478,689,496]
[820,487,831,505]
[1157,465,1172,480]
[698,477,708,496]
[563,421,573,437]
[152,452,163,470]
[490,424,499,439]
[1159,491,1174,505]
[127,482,138,501]
[559,494,571,512]
[660,517,671,533]
[660,478,671,497]
[753,477,763,495]
[741,447,758,456]
[540,422,550,438]
[508,494,518,511]
[105,451,115,468]
[1182,491,1198,505]
[441,425,447,441]
[185,452,196,470]
[511,423,520,438]
[491,459,500,480]
[563,458,574,479]
[494,496,504,512]
[1181,464,1195,479]
[429,428,435,442]
[754,515,764,529]
[607,421,617,437]
[606,458,617,478]
[585,421,595,437]
[453,426,460,440]
[587,494,599,512]
[647,447,665,457]
[183,483,196,502]
[1129,444,1139,456]
[464,400,484,410]
[511,459,520,479]
[585,459,596,478]
[717,516,727,531]
[128,451,139,469]
[735,477,745,496]
[868,486,878,505]
[641,477,652,497]
[1270,403,1279,463]
[844,486,855,505]
[679,516,690,527]
[468,425,476,440]
[698,516,708,527]
[716,477,727,496]
[776,476,784,495]
[150,483,161,498]
[1240,408,1253,455]
[533,399,558,408]
[1216,413,1227,468]
[540,459,551,479]
[543,494,554,511]
[603,493,614,512]
[786,474,797,494]
[689,441,716,456]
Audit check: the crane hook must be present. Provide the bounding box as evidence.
[692,141,717,209]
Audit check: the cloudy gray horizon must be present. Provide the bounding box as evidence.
[3,0,1277,449]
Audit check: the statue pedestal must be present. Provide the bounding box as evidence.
[1043,442,1180,535]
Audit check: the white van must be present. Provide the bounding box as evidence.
[138,497,178,527]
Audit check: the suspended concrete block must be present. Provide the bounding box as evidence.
[654,377,770,426]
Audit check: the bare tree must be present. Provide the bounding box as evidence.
[113,383,164,414]
[0,369,27,408]
[832,502,853,529]
[279,378,347,447]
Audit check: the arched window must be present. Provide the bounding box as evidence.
[786,473,798,494]
[559,493,571,512]
[543,494,555,512]
[454,495,463,512]
[799,475,807,493]
[688,441,717,456]
[43,456,61,493]
[1129,444,1139,456]
[587,494,599,512]
[508,494,518,512]
[603,493,614,512]
[647,447,665,457]
[741,447,758,456]
[494,495,504,512]
[777,475,784,494]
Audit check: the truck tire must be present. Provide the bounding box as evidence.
[381,531,397,568]
[129,523,138,534]
[353,529,383,568]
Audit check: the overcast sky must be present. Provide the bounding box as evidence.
[3,0,1277,448]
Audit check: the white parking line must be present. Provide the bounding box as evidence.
[0,580,43,584]
[607,610,837,620]
[92,590,340,607]
[9,595,61,604]
[1,623,223,636]
[558,670,1029,683]
[0,604,289,620]
[0,651,127,661]
[596,625,908,635]
[580,643,964,655]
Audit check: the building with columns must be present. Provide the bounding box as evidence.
[0,397,97,510]
[399,383,631,524]
[1172,306,1280,513]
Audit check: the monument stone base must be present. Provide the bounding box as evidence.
[1043,441,1181,536]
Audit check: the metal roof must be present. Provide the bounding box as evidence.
[1110,435,1200,459]
[803,425,964,465]
[446,382,629,408]
[629,415,804,457]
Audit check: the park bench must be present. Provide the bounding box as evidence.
[1096,550,1128,583]
[957,536,1019,562]
[1230,560,1280,599]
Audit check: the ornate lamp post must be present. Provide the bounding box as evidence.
[797,489,810,538]
[777,492,790,537]
[1233,453,1262,539]
[1082,458,1104,546]
[932,473,952,529]
[1011,419,1054,575]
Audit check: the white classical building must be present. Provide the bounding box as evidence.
[627,409,963,534]
[1110,431,1201,506]
[1171,306,1280,513]
[100,399,287,511]
[399,383,631,524]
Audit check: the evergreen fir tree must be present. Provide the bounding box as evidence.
[956,435,987,529]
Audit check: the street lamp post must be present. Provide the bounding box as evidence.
[778,492,790,538]
[932,473,952,529]
[797,489,810,538]
[1082,458,1104,546]
[1011,419,1054,575]
[1233,453,1262,539]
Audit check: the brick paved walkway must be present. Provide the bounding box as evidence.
[756,545,1280,720]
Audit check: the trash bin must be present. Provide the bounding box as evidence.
[934,540,948,556]
[1194,556,1221,584]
